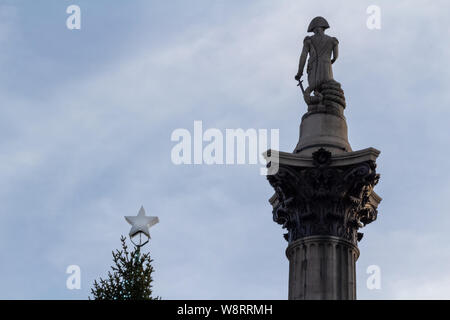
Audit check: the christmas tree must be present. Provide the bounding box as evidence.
[90,236,159,300]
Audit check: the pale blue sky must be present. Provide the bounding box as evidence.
[0,0,449,299]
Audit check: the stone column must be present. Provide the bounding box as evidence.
[286,236,359,300]
[266,99,382,300]
[267,16,382,299]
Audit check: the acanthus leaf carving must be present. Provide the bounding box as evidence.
[267,158,380,245]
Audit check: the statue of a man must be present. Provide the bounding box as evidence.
[295,17,339,93]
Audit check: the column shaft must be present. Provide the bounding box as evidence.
[286,236,359,300]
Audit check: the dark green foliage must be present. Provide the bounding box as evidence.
[90,236,159,300]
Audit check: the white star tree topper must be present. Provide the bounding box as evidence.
[125,206,159,239]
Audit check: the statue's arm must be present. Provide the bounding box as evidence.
[296,37,310,79]
[331,37,339,64]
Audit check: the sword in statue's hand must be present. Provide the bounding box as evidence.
[295,73,305,95]
[297,79,305,95]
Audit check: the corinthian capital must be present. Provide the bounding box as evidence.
[267,148,381,245]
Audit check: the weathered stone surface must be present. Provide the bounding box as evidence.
[286,236,359,300]
[293,105,351,155]
[265,147,381,300]
[265,147,380,168]
[267,148,381,246]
